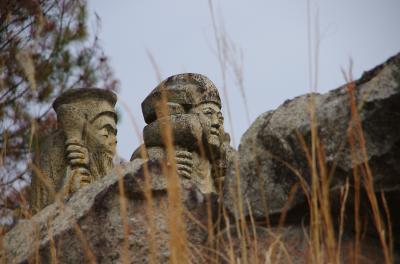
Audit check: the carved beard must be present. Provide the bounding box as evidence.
[89,150,114,179]
[85,132,115,180]
[202,127,224,161]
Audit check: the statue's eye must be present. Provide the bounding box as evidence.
[100,128,109,138]
[101,125,117,137]
[218,114,224,123]
[203,110,213,116]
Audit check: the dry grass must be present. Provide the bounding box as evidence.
[0,81,395,264]
[0,1,396,264]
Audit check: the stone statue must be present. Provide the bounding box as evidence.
[131,73,234,194]
[30,88,117,214]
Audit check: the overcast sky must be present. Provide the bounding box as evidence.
[88,0,400,160]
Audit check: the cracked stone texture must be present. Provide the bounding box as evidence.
[2,160,218,263]
[224,52,400,218]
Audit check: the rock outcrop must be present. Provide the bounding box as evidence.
[224,53,400,218]
[1,160,217,263]
[223,53,400,259]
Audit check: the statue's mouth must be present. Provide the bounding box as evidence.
[102,149,115,159]
[210,128,219,137]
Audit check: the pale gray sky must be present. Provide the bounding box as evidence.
[89,0,400,160]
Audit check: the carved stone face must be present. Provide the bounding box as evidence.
[86,112,117,177]
[91,113,117,157]
[190,102,224,150]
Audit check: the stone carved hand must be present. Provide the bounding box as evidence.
[175,150,193,179]
[65,138,91,192]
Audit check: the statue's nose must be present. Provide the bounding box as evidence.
[211,114,220,128]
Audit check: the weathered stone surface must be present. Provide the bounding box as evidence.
[143,114,203,151]
[141,73,222,124]
[8,56,400,263]
[132,73,235,195]
[30,88,118,214]
[2,160,217,263]
[224,53,400,219]
[4,75,233,263]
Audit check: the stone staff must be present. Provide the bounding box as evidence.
[30,88,117,213]
[56,104,91,194]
